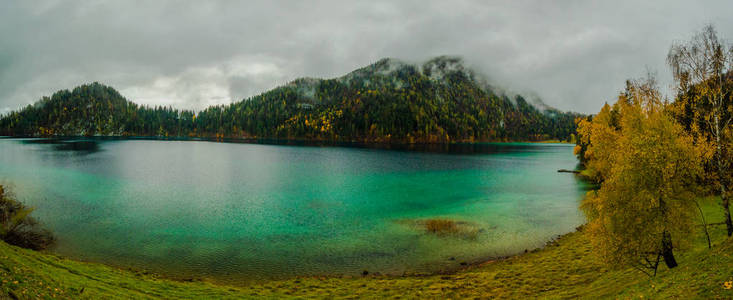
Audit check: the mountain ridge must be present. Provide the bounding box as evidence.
[0,56,582,143]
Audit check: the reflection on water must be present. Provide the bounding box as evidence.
[212,138,565,155]
[15,136,562,155]
[21,139,101,154]
[0,138,586,282]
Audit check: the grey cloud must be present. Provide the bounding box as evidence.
[1,0,732,114]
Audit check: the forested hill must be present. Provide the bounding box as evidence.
[0,56,582,143]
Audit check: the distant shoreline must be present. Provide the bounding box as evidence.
[0,135,574,153]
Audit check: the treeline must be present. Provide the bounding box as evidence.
[575,25,732,276]
[0,84,196,137]
[0,57,581,143]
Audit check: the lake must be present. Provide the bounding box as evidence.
[0,138,587,282]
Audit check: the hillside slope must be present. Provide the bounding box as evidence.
[0,57,581,142]
[1,198,731,299]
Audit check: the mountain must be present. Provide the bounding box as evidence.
[0,84,196,137]
[0,56,582,142]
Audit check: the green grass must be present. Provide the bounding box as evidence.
[1,197,732,299]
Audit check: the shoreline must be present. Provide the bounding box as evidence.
[1,136,574,156]
[0,135,573,145]
[29,229,579,287]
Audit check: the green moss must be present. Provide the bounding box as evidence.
[1,198,732,299]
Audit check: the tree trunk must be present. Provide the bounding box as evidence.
[661,231,678,268]
[714,114,733,236]
[694,200,712,249]
[723,188,732,237]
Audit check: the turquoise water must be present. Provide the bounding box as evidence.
[0,138,586,281]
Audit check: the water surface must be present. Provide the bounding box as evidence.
[0,138,586,281]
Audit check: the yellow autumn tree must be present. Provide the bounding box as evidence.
[576,100,622,183]
[581,77,705,275]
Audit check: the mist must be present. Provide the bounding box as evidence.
[1,0,732,114]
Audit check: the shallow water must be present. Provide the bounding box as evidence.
[0,138,587,281]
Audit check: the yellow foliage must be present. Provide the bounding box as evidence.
[573,145,582,156]
[580,78,704,270]
[576,102,621,182]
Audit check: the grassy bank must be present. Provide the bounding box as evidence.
[1,197,732,299]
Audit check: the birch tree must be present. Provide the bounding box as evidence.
[667,25,733,236]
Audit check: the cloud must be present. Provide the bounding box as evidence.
[1,0,732,114]
[118,55,287,110]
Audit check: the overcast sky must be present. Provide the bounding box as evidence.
[1,1,732,114]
